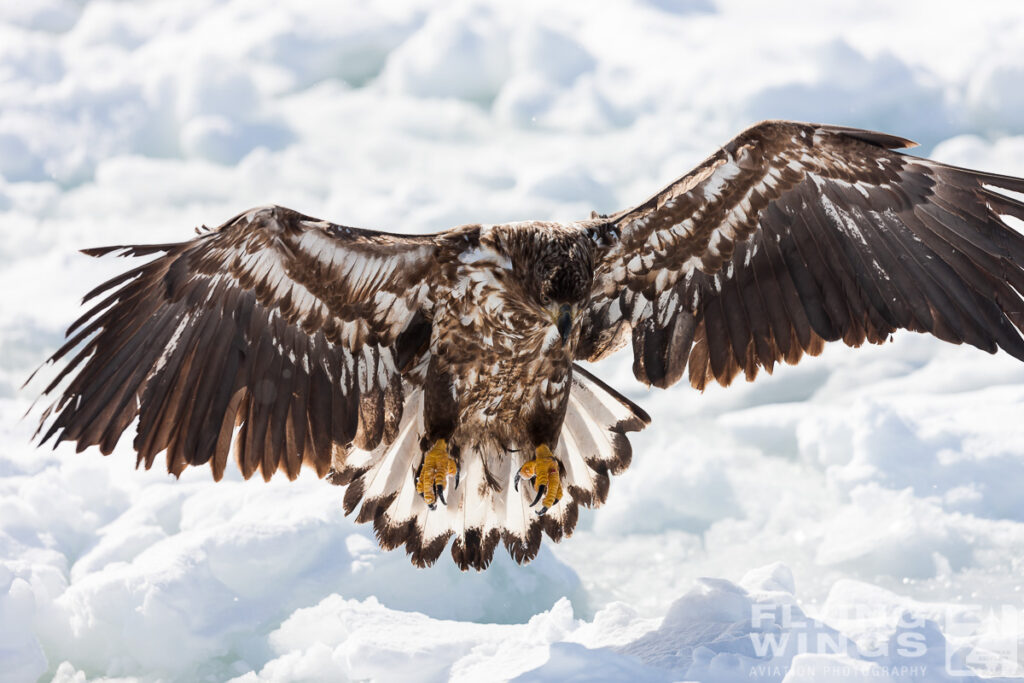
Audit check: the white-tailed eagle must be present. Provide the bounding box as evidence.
[32,121,1024,570]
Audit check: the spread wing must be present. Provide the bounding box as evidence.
[578,120,1024,390]
[33,205,440,481]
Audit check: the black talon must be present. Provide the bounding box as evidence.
[435,483,446,506]
[536,506,548,516]
[414,460,423,485]
[530,485,546,507]
[514,472,521,491]
[454,462,460,490]
[427,501,436,511]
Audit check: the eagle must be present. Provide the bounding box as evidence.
[32,120,1024,570]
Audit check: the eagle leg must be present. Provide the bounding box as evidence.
[516,444,563,516]
[415,438,458,510]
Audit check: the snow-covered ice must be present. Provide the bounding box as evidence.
[2,1,1024,681]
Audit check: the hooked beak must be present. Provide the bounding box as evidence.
[556,304,573,346]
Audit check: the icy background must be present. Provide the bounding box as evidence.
[2,0,1024,681]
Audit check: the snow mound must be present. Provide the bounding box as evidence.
[216,566,1019,682]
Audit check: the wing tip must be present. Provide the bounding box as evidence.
[80,243,178,258]
[816,122,919,149]
[80,245,125,257]
[745,120,919,150]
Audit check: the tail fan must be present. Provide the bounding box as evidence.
[334,365,650,570]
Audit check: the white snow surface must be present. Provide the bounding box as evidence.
[2,1,1024,681]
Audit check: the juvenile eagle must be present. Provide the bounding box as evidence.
[33,121,1024,570]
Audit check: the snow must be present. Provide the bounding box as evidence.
[2,0,1024,681]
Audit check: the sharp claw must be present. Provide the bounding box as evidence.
[427,501,436,511]
[454,462,460,490]
[435,484,446,506]
[514,472,520,491]
[530,485,546,507]
[536,506,548,516]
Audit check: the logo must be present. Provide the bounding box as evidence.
[746,602,1023,678]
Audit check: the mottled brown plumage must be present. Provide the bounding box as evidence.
[33,120,1024,570]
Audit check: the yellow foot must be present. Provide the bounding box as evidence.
[514,444,563,515]
[416,439,458,510]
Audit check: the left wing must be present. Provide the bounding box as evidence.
[31,206,442,481]
[578,120,1024,389]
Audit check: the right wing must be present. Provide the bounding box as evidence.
[578,121,1024,390]
[33,205,443,481]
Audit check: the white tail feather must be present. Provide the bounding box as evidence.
[337,365,649,570]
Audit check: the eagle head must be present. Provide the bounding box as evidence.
[529,234,594,346]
